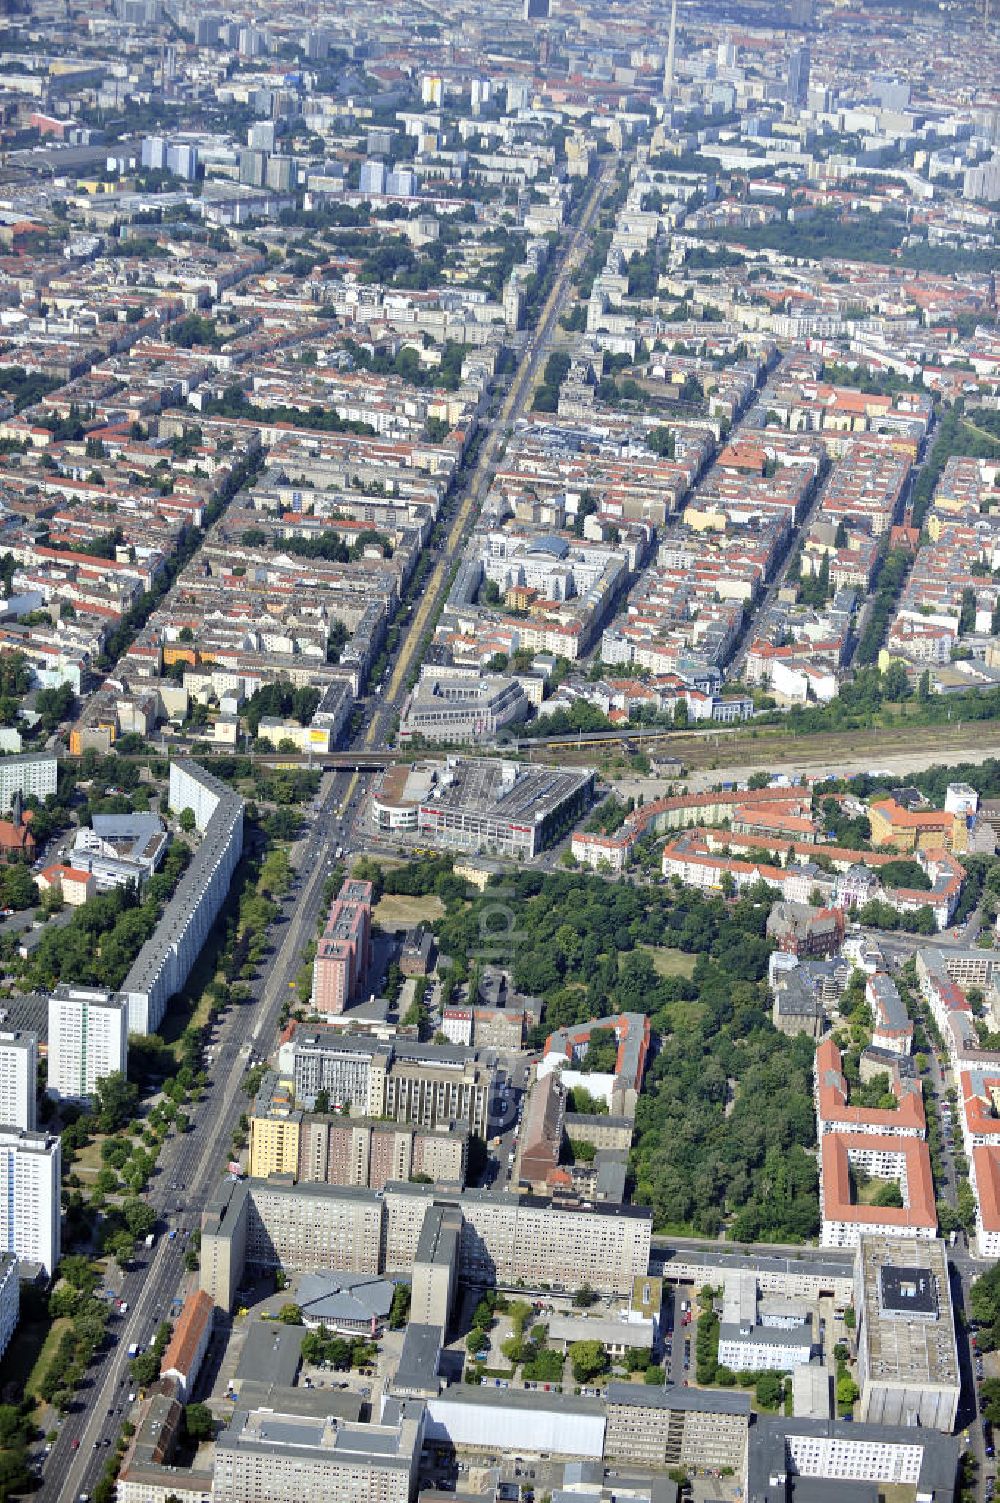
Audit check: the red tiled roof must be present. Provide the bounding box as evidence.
[160,1290,213,1383]
[821,1132,936,1230]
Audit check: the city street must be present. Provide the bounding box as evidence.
[34,155,619,1503]
[39,769,353,1503]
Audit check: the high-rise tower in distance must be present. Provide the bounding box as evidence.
[664,0,678,101]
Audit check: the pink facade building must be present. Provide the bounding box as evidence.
[311,878,373,1015]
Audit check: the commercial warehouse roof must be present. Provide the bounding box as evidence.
[858,1235,958,1388]
[235,1322,304,1388]
[430,1384,605,1417]
[652,1244,853,1279]
[606,1382,751,1415]
[393,1321,445,1392]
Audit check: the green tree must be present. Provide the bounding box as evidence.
[121,1198,156,1240]
[882,661,911,702]
[569,1340,609,1384]
[130,1350,161,1386]
[178,807,196,833]
[970,1260,1000,1349]
[646,426,675,458]
[0,1446,30,1503]
[93,1071,138,1132]
[981,1378,1000,1425]
[389,1284,411,1329]
[871,1179,904,1208]
[755,1372,784,1410]
[107,1230,135,1269]
[58,1254,98,1293]
[278,1304,303,1325]
[184,1403,214,1441]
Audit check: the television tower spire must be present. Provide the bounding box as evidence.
[664,0,678,101]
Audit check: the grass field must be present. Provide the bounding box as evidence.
[27,1315,72,1396]
[643,945,696,979]
[855,1178,902,1207]
[374,893,445,931]
[1,1311,70,1406]
[70,1137,107,1181]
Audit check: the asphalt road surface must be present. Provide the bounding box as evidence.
[41,769,353,1503]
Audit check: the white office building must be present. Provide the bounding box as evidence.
[0,1253,18,1362]
[0,1127,61,1275]
[46,986,128,1103]
[717,1272,816,1373]
[0,1030,37,1130]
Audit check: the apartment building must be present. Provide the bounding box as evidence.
[248,1179,382,1276]
[0,1254,19,1363]
[307,1117,467,1191]
[814,1038,925,1138]
[540,1013,650,1117]
[46,985,128,1103]
[518,1072,566,1189]
[248,1074,467,1188]
[310,878,373,1015]
[212,1404,423,1503]
[384,1184,653,1297]
[247,1102,302,1181]
[411,1204,461,1328]
[971,1146,1000,1259]
[281,1034,496,1136]
[0,1029,37,1130]
[381,1053,493,1138]
[0,753,57,813]
[0,1126,61,1274]
[284,1028,377,1110]
[285,1028,496,1134]
[201,1176,651,1309]
[867,974,914,1056]
[868,797,968,855]
[122,762,244,1034]
[854,1236,959,1432]
[604,1384,751,1472]
[820,1133,937,1249]
[200,1177,384,1307]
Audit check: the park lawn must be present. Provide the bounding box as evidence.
[27,1315,72,1395]
[71,1136,109,1179]
[653,1220,700,1239]
[374,893,445,931]
[642,945,696,980]
[2,1312,71,1407]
